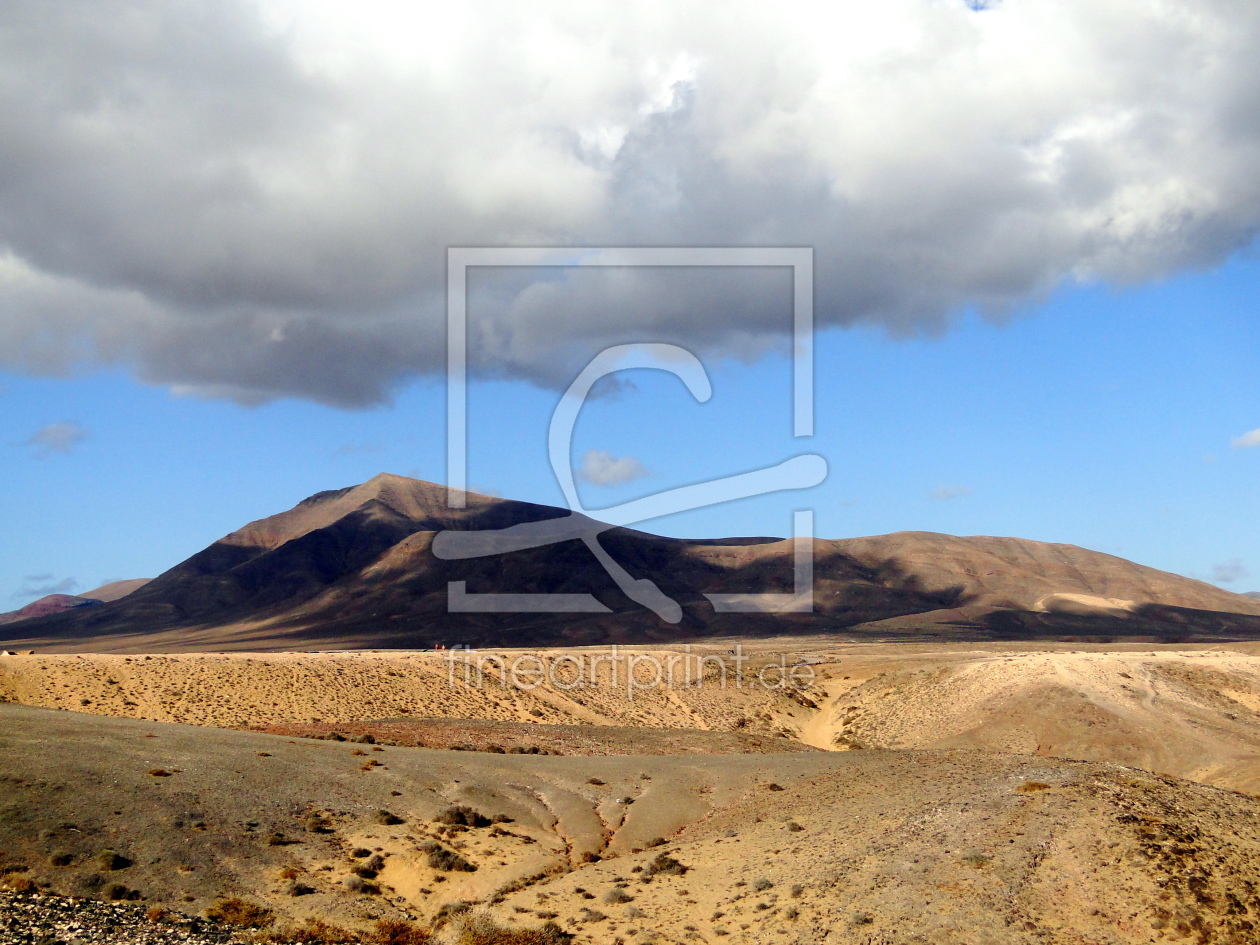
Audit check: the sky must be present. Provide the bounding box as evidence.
[0,0,1257,607]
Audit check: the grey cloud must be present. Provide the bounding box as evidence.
[1213,559,1250,584]
[930,485,973,501]
[1,1,1259,405]
[15,574,78,599]
[22,421,89,457]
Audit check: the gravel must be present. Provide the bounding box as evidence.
[0,891,250,945]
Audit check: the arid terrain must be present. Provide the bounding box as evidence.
[7,642,1260,942]
[5,475,1260,941]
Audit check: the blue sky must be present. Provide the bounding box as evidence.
[2,250,1256,607]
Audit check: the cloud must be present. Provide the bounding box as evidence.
[22,421,89,457]
[1,2,1260,404]
[1232,429,1260,449]
[578,449,650,487]
[14,574,78,600]
[1213,559,1250,584]
[930,484,973,501]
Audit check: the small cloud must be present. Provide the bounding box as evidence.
[22,421,89,457]
[332,441,386,458]
[14,574,79,600]
[588,376,639,401]
[1213,559,1250,584]
[1232,428,1260,449]
[578,449,650,487]
[929,484,973,501]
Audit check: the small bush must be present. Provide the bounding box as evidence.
[436,805,491,828]
[785,821,804,832]
[350,847,372,858]
[103,883,131,901]
[587,778,605,786]
[373,810,405,825]
[147,769,173,777]
[603,888,634,904]
[286,881,316,896]
[304,813,333,834]
[1017,781,1052,793]
[426,845,477,872]
[642,852,688,878]
[366,854,386,871]
[453,912,573,944]
[345,876,380,895]
[790,883,805,898]
[645,837,666,848]
[206,897,273,928]
[50,852,74,867]
[0,875,35,894]
[753,878,773,892]
[145,906,170,921]
[270,917,356,943]
[370,918,432,944]
[97,850,133,871]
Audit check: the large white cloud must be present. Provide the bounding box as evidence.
[1,0,1258,404]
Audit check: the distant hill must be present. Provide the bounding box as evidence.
[1245,592,1260,600]
[5,473,1260,651]
[0,594,102,626]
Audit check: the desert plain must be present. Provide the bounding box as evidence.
[6,640,1260,944]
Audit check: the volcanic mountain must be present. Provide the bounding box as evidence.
[4,472,1259,651]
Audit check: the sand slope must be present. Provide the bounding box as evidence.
[10,644,1260,794]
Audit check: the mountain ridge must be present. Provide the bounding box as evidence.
[4,473,1258,651]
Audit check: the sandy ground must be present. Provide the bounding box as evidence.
[7,704,1260,944]
[7,642,1260,791]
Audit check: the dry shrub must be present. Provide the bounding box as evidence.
[453,912,573,944]
[425,844,477,873]
[206,897,274,928]
[268,917,357,943]
[641,852,688,878]
[1017,781,1052,793]
[97,850,133,871]
[304,813,333,834]
[0,874,35,893]
[373,809,405,825]
[145,906,171,921]
[435,805,491,828]
[603,888,633,904]
[345,876,380,895]
[370,918,432,944]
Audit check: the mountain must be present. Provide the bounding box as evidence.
[4,472,1260,651]
[0,579,153,627]
[0,594,102,626]
[1245,591,1260,600]
[81,578,151,602]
